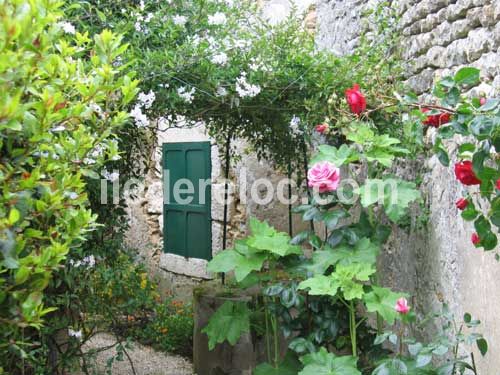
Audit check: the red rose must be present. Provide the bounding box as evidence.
[315,123,328,134]
[422,108,451,128]
[455,198,468,210]
[454,161,481,186]
[496,178,500,190]
[345,84,366,115]
[471,232,480,245]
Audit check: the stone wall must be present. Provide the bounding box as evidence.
[316,0,500,372]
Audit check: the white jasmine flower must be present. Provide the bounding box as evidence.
[68,329,83,341]
[216,86,228,97]
[173,15,188,26]
[289,115,302,135]
[60,22,76,34]
[211,52,228,65]
[235,73,261,98]
[137,90,156,109]
[177,86,196,103]
[208,12,227,26]
[130,105,149,128]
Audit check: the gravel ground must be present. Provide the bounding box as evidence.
[79,333,193,375]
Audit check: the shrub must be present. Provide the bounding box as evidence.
[0,0,138,371]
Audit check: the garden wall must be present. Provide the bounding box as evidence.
[317,0,500,372]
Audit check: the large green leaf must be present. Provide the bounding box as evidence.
[300,263,375,300]
[307,238,379,275]
[356,179,421,223]
[298,275,340,297]
[363,286,408,325]
[454,67,480,86]
[299,348,360,375]
[207,248,267,282]
[202,301,251,350]
[310,144,359,166]
[247,218,302,257]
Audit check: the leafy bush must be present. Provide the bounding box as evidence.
[0,0,138,371]
[127,298,194,357]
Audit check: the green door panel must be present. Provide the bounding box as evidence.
[162,142,212,260]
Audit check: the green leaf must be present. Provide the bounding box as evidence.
[299,348,360,375]
[207,249,266,282]
[307,238,379,275]
[299,275,340,297]
[476,338,488,356]
[454,67,480,86]
[8,208,20,225]
[202,301,251,350]
[363,286,407,325]
[310,144,358,166]
[247,219,302,257]
[254,353,301,375]
[356,179,421,223]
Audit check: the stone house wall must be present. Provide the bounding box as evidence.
[317,0,500,372]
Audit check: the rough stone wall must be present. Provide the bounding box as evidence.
[316,0,500,372]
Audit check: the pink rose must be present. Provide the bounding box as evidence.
[307,161,341,193]
[395,297,410,314]
[480,97,487,106]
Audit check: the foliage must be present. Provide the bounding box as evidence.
[403,67,500,253]
[66,0,403,173]
[126,297,194,357]
[0,0,137,371]
[202,301,251,350]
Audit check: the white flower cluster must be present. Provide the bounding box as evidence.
[137,90,156,109]
[69,255,96,268]
[216,86,228,97]
[289,115,303,135]
[177,86,196,103]
[173,15,188,26]
[134,11,154,32]
[84,144,104,165]
[211,52,228,66]
[68,328,83,341]
[235,73,261,98]
[249,57,271,73]
[59,21,76,35]
[208,12,227,26]
[102,169,120,182]
[130,90,156,128]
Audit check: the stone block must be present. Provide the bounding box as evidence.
[159,252,212,279]
[211,182,234,221]
[145,180,163,214]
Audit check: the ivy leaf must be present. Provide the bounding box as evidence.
[363,286,407,325]
[201,301,250,350]
[299,348,360,375]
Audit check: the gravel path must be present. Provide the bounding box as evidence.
[80,333,193,375]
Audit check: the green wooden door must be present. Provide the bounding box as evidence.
[162,142,212,260]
